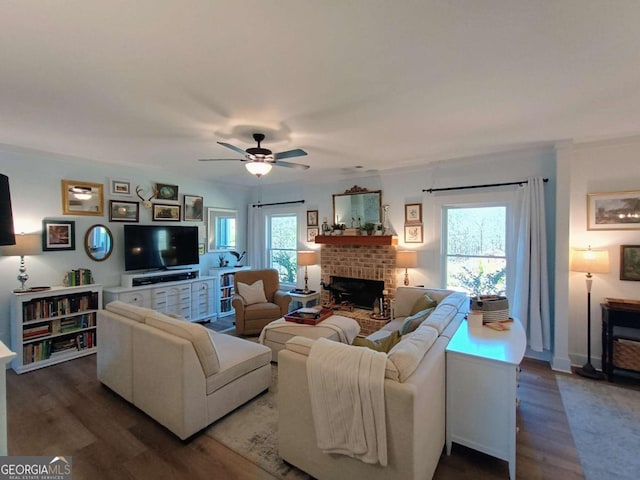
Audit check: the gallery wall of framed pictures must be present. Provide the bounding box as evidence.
[404,203,423,243]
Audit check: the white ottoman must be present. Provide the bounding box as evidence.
[259,315,360,362]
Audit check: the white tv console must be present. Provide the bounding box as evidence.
[104,268,217,323]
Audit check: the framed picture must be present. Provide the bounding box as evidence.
[307,227,319,242]
[152,204,181,221]
[42,219,75,251]
[61,180,104,216]
[587,190,640,230]
[198,243,205,255]
[155,183,179,201]
[620,245,640,281]
[109,200,139,222]
[109,178,132,196]
[307,210,319,226]
[404,224,423,243]
[405,203,422,224]
[183,195,204,221]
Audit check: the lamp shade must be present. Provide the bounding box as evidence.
[396,250,418,268]
[570,248,610,274]
[245,161,272,177]
[297,250,318,266]
[0,174,15,246]
[1,233,41,257]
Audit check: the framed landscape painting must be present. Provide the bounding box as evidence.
[587,190,640,230]
[109,200,139,222]
[42,219,75,251]
[620,245,640,281]
[152,204,181,221]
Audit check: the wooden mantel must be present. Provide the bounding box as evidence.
[314,235,397,246]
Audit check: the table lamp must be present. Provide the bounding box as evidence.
[1,233,41,292]
[396,250,418,286]
[297,250,318,294]
[570,246,610,380]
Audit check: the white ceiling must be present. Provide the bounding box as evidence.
[2,1,640,186]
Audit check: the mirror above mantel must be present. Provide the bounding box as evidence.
[332,186,382,227]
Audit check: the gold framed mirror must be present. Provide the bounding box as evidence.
[84,224,113,261]
[332,186,382,227]
[62,180,104,216]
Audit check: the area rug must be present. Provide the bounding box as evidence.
[205,366,311,480]
[556,374,640,480]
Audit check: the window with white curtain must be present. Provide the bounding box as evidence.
[442,204,508,296]
[266,212,298,286]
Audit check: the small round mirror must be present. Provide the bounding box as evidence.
[84,224,113,262]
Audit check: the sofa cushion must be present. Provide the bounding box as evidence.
[352,330,402,353]
[410,293,438,315]
[422,304,457,334]
[387,326,439,382]
[105,301,154,323]
[206,333,271,395]
[145,312,220,376]
[399,307,435,335]
[237,279,268,305]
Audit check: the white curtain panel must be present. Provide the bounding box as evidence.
[247,204,266,269]
[512,177,551,352]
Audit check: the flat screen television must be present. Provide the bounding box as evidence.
[124,225,199,271]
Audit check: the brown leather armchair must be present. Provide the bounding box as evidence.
[232,269,292,335]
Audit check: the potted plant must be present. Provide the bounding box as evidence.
[362,222,376,235]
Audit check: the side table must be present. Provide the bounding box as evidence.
[601,303,640,381]
[288,290,321,311]
[446,318,526,480]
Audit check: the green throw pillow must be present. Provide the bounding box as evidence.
[410,292,438,315]
[399,307,435,335]
[352,331,402,353]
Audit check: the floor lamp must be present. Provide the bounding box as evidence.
[570,246,610,380]
[297,250,318,294]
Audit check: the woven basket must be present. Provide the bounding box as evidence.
[613,339,640,371]
[470,295,510,322]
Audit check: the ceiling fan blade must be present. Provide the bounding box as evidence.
[275,148,307,160]
[217,141,247,156]
[274,160,310,170]
[198,158,241,162]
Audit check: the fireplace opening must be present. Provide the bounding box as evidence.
[323,276,384,310]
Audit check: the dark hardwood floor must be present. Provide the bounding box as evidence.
[7,355,585,480]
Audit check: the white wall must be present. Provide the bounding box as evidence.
[254,145,558,348]
[0,146,250,346]
[568,137,640,369]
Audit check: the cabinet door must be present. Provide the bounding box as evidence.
[116,290,151,308]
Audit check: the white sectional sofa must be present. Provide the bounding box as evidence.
[277,287,468,480]
[97,301,272,440]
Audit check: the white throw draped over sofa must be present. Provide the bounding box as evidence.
[277,287,468,480]
[97,301,271,440]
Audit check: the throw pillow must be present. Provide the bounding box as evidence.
[399,307,435,335]
[237,279,268,305]
[352,330,402,353]
[410,292,438,315]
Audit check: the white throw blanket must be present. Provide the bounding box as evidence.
[258,314,360,345]
[307,338,388,466]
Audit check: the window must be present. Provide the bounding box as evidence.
[266,212,298,285]
[442,205,507,295]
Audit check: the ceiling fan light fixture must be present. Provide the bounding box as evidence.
[245,161,272,177]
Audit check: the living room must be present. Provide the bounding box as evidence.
[1,2,640,479]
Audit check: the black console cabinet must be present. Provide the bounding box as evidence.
[601,304,640,381]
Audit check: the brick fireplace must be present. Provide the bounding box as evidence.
[319,243,398,305]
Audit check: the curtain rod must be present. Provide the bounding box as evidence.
[423,178,548,193]
[252,200,305,208]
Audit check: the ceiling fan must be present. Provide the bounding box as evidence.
[199,133,310,177]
